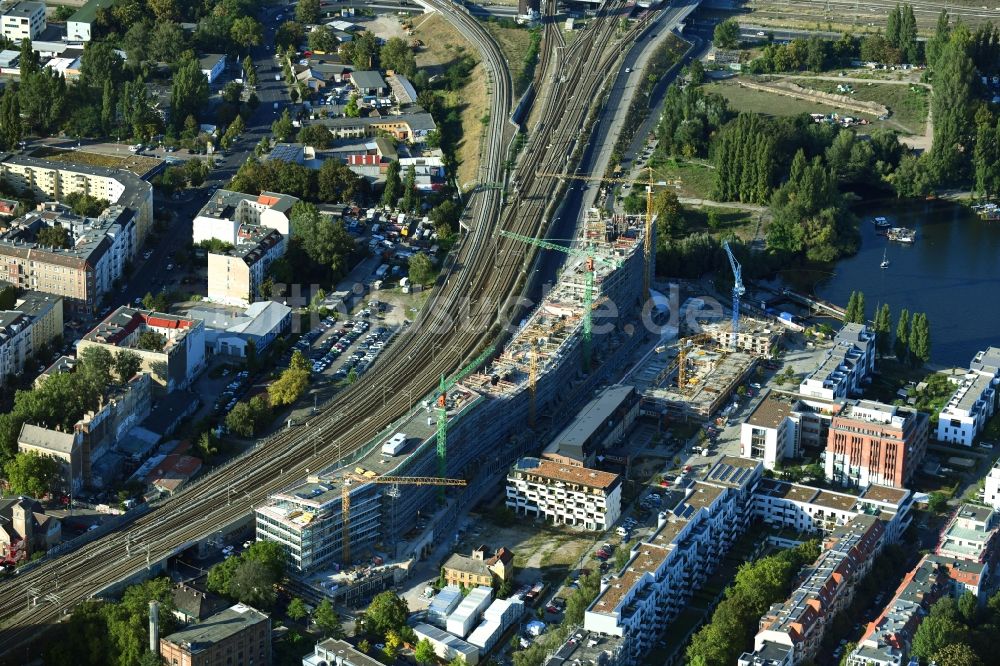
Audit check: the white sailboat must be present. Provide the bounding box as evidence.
[880,248,890,269]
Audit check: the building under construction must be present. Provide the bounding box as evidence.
[630,336,758,422]
[700,317,783,358]
[256,210,649,575]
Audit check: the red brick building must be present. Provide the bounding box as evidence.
[160,603,270,666]
[825,399,929,490]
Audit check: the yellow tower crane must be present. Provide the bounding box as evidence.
[535,167,681,301]
[341,474,467,564]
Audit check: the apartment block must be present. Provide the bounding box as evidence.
[754,478,913,544]
[740,390,844,469]
[159,603,271,666]
[0,204,137,316]
[847,555,950,666]
[740,515,886,666]
[207,225,286,306]
[17,422,83,492]
[542,384,639,467]
[506,456,622,531]
[702,318,782,357]
[1,2,45,41]
[825,399,929,489]
[936,347,1000,446]
[985,461,1000,510]
[0,154,153,246]
[936,504,998,564]
[741,392,797,469]
[582,457,762,665]
[799,323,876,400]
[193,189,298,244]
[77,307,206,392]
[14,292,63,351]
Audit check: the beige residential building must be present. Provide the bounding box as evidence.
[0,292,66,386]
[207,225,286,306]
[0,154,153,246]
[1,2,45,41]
[17,423,84,493]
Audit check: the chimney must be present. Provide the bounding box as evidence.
[149,600,160,655]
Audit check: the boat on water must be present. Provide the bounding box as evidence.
[975,203,1000,220]
[880,249,890,269]
[874,216,891,228]
[887,227,916,243]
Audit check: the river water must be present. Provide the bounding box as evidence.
[773,200,1000,367]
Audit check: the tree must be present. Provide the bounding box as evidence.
[314,598,344,638]
[686,58,705,85]
[931,26,976,184]
[380,37,417,77]
[401,165,419,213]
[296,0,321,24]
[243,55,257,88]
[844,290,865,323]
[911,613,966,661]
[345,93,360,118]
[171,56,210,130]
[886,4,901,50]
[383,160,402,207]
[271,109,294,142]
[299,124,333,149]
[430,200,460,239]
[36,225,71,249]
[195,430,220,459]
[308,25,338,53]
[230,16,263,51]
[113,350,142,382]
[290,202,357,278]
[926,10,951,68]
[958,591,979,625]
[229,558,277,608]
[150,20,185,62]
[899,4,918,64]
[287,597,309,621]
[414,638,436,665]
[0,91,22,150]
[933,643,983,666]
[268,363,310,407]
[275,21,304,51]
[408,252,436,285]
[910,312,931,366]
[347,367,358,384]
[893,308,910,361]
[365,591,409,638]
[348,31,380,69]
[318,159,364,202]
[136,330,166,352]
[4,451,61,497]
[714,18,740,49]
[221,115,246,150]
[973,107,1000,200]
[874,303,892,355]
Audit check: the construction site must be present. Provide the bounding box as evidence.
[254,209,651,598]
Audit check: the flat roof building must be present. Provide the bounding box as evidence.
[825,399,929,489]
[507,456,622,531]
[543,384,639,467]
[1,2,45,42]
[187,301,292,359]
[799,324,876,401]
[193,189,298,245]
[936,504,997,563]
[937,347,1000,446]
[207,225,286,307]
[304,638,383,666]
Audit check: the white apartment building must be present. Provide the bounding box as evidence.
[741,515,886,666]
[582,457,763,665]
[985,461,1000,510]
[799,324,876,400]
[1,2,45,41]
[207,225,286,306]
[506,457,622,531]
[753,478,913,544]
[193,189,299,245]
[740,390,843,470]
[936,347,1000,446]
[936,504,998,564]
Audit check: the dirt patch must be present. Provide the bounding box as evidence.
[412,13,487,190]
[363,14,411,41]
[30,147,163,178]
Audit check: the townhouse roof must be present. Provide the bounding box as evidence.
[511,457,621,490]
[811,489,859,512]
[442,552,492,578]
[860,485,910,505]
[17,423,76,455]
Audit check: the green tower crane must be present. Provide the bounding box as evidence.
[497,229,619,372]
[434,345,496,499]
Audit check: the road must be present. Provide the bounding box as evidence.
[0,0,656,657]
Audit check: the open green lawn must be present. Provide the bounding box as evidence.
[704,80,855,118]
[800,80,929,135]
[649,158,717,199]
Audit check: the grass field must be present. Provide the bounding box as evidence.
[482,21,537,96]
[31,147,163,177]
[796,80,929,135]
[705,80,870,119]
[411,13,487,190]
[649,158,717,199]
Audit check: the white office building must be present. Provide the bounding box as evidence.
[1,2,45,42]
[798,324,876,401]
[506,457,622,531]
[936,347,1000,446]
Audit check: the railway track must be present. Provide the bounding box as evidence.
[746,0,1000,32]
[0,0,647,656]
